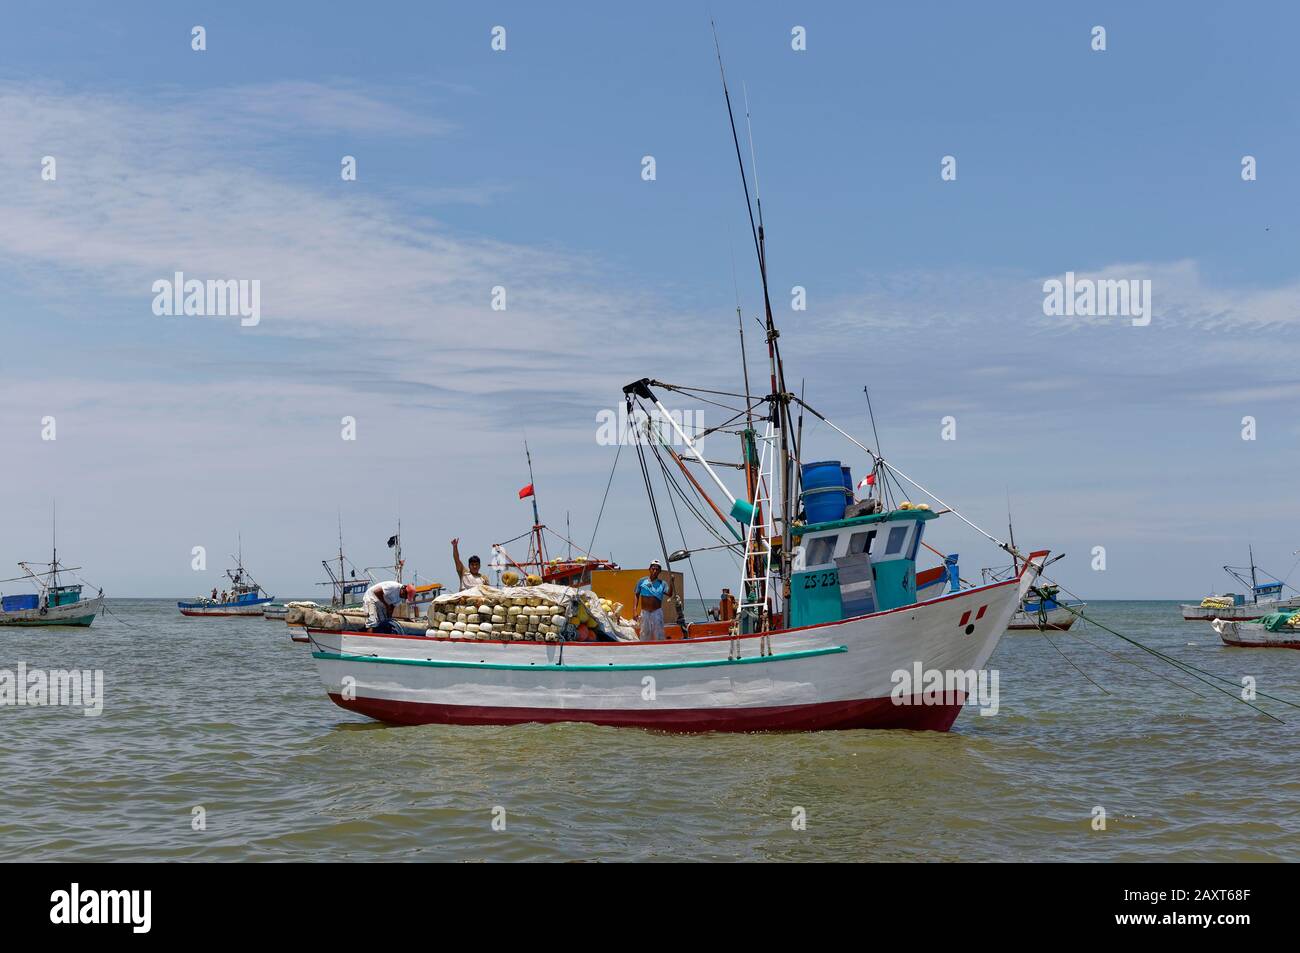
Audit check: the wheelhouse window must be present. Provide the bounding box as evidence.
[907,525,923,561]
[848,530,876,556]
[803,533,839,567]
[884,525,909,556]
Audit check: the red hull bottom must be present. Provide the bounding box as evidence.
[1006,619,1076,631]
[326,692,966,733]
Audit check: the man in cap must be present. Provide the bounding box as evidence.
[633,559,672,641]
[364,580,415,633]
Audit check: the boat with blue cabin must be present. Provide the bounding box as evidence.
[179,548,273,617]
[0,553,103,628]
[1181,549,1300,621]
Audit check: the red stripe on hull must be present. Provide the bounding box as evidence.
[325,692,966,733]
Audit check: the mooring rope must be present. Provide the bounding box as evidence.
[1051,602,1292,723]
[1041,628,1111,695]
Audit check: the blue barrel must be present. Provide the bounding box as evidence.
[2,593,39,611]
[841,466,854,497]
[801,460,851,523]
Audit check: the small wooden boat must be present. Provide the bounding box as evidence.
[1181,549,1300,621]
[1212,614,1300,649]
[263,604,289,621]
[179,545,273,617]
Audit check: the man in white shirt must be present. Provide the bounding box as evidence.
[450,538,489,590]
[364,581,414,633]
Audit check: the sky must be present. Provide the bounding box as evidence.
[1,1,1297,600]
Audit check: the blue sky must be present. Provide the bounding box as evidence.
[1,1,1297,600]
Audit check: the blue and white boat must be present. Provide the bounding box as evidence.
[179,547,273,617]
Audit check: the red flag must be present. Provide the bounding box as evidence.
[857,473,876,489]
[518,484,534,499]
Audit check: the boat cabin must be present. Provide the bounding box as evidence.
[47,584,83,608]
[789,507,939,627]
[1254,582,1284,603]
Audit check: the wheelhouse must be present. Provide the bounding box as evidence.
[789,508,939,627]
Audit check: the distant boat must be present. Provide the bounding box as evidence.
[284,525,376,643]
[1007,583,1083,631]
[1212,613,1300,649]
[262,604,289,621]
[179,544,273,617]
[0,511,103,628]
[0,556,103,627]
[1180,548,1300,621]
[980,520,1078,631]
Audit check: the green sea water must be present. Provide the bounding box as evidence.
[1,599,1296,861]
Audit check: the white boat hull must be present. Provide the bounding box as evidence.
[308,570,1037,732]
[178,602,271,617]
[1211,619,1300,649]
[0,596,103,627]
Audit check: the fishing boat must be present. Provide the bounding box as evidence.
[0,528,104,628]
[1212,613,1300,649]
[263,604,289,621]
[305,36,1052,732]
[1007,584,1083,631]
[178,544,274,617]
[287,524,441,643]
[1180,549,1300,621]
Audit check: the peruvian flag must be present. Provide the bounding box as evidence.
[857,473,876,489]
[518,484,535,499]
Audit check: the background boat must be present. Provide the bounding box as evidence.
[0,512,103,628]
[1180,548,1300,621]
[179,543,273,617]
[1212,615,1300,649]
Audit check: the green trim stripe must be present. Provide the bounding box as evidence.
[312,644,847,673]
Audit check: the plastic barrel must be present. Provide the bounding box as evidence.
[801,460,850,523]
[841,466,854,497]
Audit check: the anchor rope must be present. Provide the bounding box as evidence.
[1049,601,1292,723]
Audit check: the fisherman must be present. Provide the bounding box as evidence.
[450,538,489,590]
[364,580,415,634]
[220,589,228,603]
[210,587,218,601]
[633,560,671,641]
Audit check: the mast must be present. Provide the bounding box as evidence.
[51,501,58,591]
[1250,545,1258,603]
[337,509,346,603]
[394,519,403,584]
[712,21,796,618]
[1007,493,1018,575]
[524,440,545,568]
